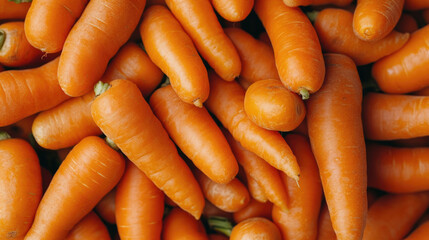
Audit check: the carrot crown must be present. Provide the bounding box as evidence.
[0,30,5,50]
[8,0,32,3]
[208,216,233,237]
[94,81,111,97]
[0,131,11,141]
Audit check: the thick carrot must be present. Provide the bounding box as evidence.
[405,221,429,240]
[91,79,204,219]
[372,25,429,94]
[211,0,253,22]
[94,189,116,224]
[205,71,300,181]
[233,198,273,223]
[24,136,125,240]
[395,13,418,33]
[283,0,352,7]
[0,57,69,127]
[0,0,31,20]
[230,217,282,240]
[165,0,241,82]
[58,0,146,97]
[314,8,409,66]
[254,0,325,99]
[116,162,164,240]
[64,212,110,240]
[404,0,429,10]
[150,85,238,184]
[245,172,268,203]
[24,0,88,53]
[307,53,367,240]
[162,208,209,240]
[363,192,429,240]
[317,202,336,240]
[0,134,42,240]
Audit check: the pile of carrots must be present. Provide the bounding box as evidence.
[2,0,429,239]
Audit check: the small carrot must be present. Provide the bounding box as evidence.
[24,136,125,240]
[314,8,409,66]
[230,217,282,240]
[116,162,164,240]
[283,0,352,7]
[0,0,31,20]
[255,0,325,99]
[94,189,116,224]
[317,202,336,240]
[404,0,429,10]
[210,0,253,22]
[165,0,241,82]
[307,53,367,240]
[233,198,273,223]
[245,171,268,203]
[395,13,418,33]
[91,79,204,219]
[58,0,146,97]
[162,208,209,240]
[404,221,429,240]
[64,212,111,240]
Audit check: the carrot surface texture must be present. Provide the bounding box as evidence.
[58,0,146,97]
[165,0,241,82]
[314,8,409,66]
[24,0,88,53]
[404,221,429,240]
[0,0,31,20]
[307,53,367,240]
[64,212,110,240]
[395,13,418,33]
[230,217,282,240]
[211,0,253,22]
[404,0,429,10]
[317,202,336,240]
[255,0,325,99]
[283,0,352,7]
[91,79,204,219]
[140,5,209,107]
[162,208,209,240]
[94,188,116,224]
[24,136,125,240]
[233,198,273,223]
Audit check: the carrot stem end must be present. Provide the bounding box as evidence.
[0,30,5,51]
[94,81,111,97]
[0,132,11,141]
[299,88,310,100]
[208,216,233,237]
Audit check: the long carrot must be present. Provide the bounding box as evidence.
[307,53,367,240]
[283,0,352,7]
[165,0,241,82]
[395,13,418,33]
[205,71,300,181]
[0,133,42,240]
[94,189,116,224]
[254,0,325,99]
[64,212,111,240]
[404,221,429,240]
[245,171,268,203]
[233,198,273,223]
[162,208,209,240]
[58,0,146,97]
[24,136,125,240]
[404,0,429,10]
[211,0,254,22]
[0,0,31,20]
[230,217,282,240]
[91,79,205,219]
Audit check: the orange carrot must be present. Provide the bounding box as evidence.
[64,212,110,240]
[230,217,282,240]
[40,167,52,193]
[24,136,125,240]
[58,0,146,97]
[404,0,429,10]
[283,0,352,7]
[162,208,209,240]
[1,115,36,140]
[237,77,253,90]
[317,202,336,240]
[405,221,429,240]
[91,79,204,219]
[211,0,253,22]
[203,200,234,221]
[292,118,308,136]
[94,189,116,224]
[0,0,31,20]
[395,13,418,33]
[307,53,367,240]
[245,171,268,203]
[233,198,273,223]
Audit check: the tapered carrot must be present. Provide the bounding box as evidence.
[94,189,116,224]
[64,212,111,240]
[165,0,241,82]
[314,8,409,66]
[116,162,164,240]
[0,57,69,127]
[24,136,125,240]
[0,0,31,20]
[91,79,204,219]
[404,0,429,10]
[283,0,352,7]
[395,13,418,33]
[363,192,429,240]
[255,0,325,99]
[405,221,429,240]
[233,198,273,223]
[58,0,146,97]
[307,53,367,240]
[245,172,268,203]
[150,85,238,183]
[162,208,209,240]
[211,0,253,22]
[24,0,88,53]
[0,133,42,240]
[230,217,282,240]
[205,71,300,181]
[317,202,336,240]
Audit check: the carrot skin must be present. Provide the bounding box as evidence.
[404,221,429,240]
[0,0,31,20]
[233,198,273,223]
[230,217,282,240]
[395,13,418,33]
[211,0,253,22]
[94,189,116,224]
[283,0,352,7]
[162,208,209,240]
[64,212,111,240]
[317,202,336,240]
[245,172,268,203]
[404,0,429,10]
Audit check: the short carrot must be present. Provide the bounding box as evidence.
[283,0,352,7]
[307,53,367,240]
[395,13,418,33]
[211,0,254,22]
[245,172,268,203]
[58,0,146,97]
[255,0,325,99]
[230,217,282,240]
[404,0,429,10]
[91,79,204,219]
[162,208,209,240]
[24,136,125,240]
[233,198,273,223]
[0,0,31,20]
[404,221,429,240]
[94,189,116,224]
[64,212,111,240]
[165,0,241,82]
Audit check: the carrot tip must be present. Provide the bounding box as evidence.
[208,216,233,237]
[0,30,5,50]
[0,131,11,141]
[94,81,111,97]
[299,88,310,100]
[193,98,203,108]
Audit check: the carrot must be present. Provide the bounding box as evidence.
[230,217,282,240]
[405,221,429,240]
[203,200,234,221]
[24,136,125,240]
[404,0,429,10]
[58,0,146,97]
[24,0,88,53]
[165,0,241,82]
[307,53,367,240]
[0,57,70,127]
[94,189,116,224]
[0,133,42,240]
[372,25,429,94]
[293,118,308,136]
[146,0,166,6]
[224,28,279,83]
[0,0,31,20]
[237,77,253,90]
[395,13,418,33]
[363,192,429,240]
[283,0,352,7]
[244,79,306,132]
[64,212,110,240]
[314,8,409,66]
[116,162,164,240]
[317,202,336,240]
[1,115,36,140]
[233,198,273,223]
[91,79,204,219]
[254,0,325,99]
[150,85,238,184]
[205,71,300,181]
[209,234,228,240]
[211,0,253,22]
[162,208,209,240]
[245,171,269,203]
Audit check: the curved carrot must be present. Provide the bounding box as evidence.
[255,0,325,99]
[150,85,238,184]
[307,53,367,240]
[65,212,110,240]
[0,57,69,127]
[205,71,300,181]
[0,134,42,240]
[283,0,352,7]
[395,13,418,33]
[58,0,146,97]
[91,79,204,219]
[404,0,429,10]
[314,8,409,66]
[245,172,268,203]
[233,198,273,223]
[162,208,208,240]
[165,0,241,82]
[24,0,88,53]
[116,162,164,240]
[211,0,253,22]
[94,189,116,224]
[230,217,282,240]
[0,0,31,20]
[317,202,336,240]
[405,221,429,240]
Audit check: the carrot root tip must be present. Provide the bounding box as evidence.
[0,131,11,141]
[193,98,203,108]
[299,88,310,100]
[94,81,111,97]
[208,216,233,237]
[0,30,5,50]
[105,137,119,151]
